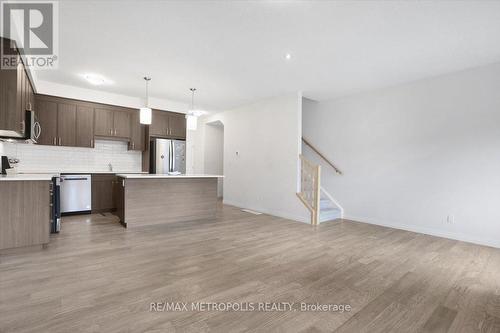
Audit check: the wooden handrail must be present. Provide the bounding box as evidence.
[302,137,342,175]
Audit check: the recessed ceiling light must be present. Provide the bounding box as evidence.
[285,53,292,60]
[82,73,109,86]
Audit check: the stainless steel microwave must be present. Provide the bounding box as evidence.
[0,110,41,143]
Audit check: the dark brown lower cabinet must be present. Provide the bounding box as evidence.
[114,178,124,223]
[91,174,118,213]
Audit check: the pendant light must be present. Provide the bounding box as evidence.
[140,77,152,125]
[186,88,198,131]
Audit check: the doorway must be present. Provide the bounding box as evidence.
[204,121,224,199]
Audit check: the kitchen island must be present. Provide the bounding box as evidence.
[115,174,223,228]
[0,174,55,251]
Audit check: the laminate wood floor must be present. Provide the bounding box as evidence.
[1,204,500,333]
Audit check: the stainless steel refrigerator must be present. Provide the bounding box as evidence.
[150,138,186,174]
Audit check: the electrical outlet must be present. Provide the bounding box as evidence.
[446,215,454,224]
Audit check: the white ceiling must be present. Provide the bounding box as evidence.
[35,0,500,110]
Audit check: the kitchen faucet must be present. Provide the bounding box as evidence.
[108,163,113,172]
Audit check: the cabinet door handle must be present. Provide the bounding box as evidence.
[58,137,62,145]
[53,137,56,145]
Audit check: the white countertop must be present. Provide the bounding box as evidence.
[116,174,224,179]
[0,173,57,181]
[18,170,148,174]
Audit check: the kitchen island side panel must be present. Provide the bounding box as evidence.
[122,178,218,228]
[0,180,51,250]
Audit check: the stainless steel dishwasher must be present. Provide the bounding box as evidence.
[60,174,92,214]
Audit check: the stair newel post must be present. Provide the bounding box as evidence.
[314,164,321,225]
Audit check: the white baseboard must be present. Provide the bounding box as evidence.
[223,199,310,224]
[344,215,500,249]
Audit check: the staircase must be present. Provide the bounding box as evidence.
[297,138,343,225]
[319,191,342,222]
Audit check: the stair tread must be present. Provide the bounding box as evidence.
[321,207,340,212]
[319,190,341,222]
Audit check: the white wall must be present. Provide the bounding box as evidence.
[192,93,309,222]
[35,81,189,113]
[303,62,500,248]
[2,139,141,173]
[203,122,224,197]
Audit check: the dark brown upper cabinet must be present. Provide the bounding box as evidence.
[94,107,130,139]
[129,111,144,151]
[76,105,94,148]
[94,108,114,136]
[113,110,131,138]
[36,99,58,145]
[150,110,186,139]
[150,110,169,137]
[57,103,77,147]
[168,113,187,139]
[0,37,30,136]
[36,95,84,147]
[32,93,182,149]
[36,96,77,146]
[0,56,22,133]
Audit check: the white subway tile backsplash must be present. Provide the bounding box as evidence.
[2,139,142,172]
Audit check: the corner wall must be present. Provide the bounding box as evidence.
[203,122,224,197]
[303,62,500,248]
[193,93,309,222]
[35,80,189,112]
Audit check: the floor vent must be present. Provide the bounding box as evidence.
[241,209,262,215]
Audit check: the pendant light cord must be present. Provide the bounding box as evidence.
[190,88,196,115]
[144,77,151,108]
